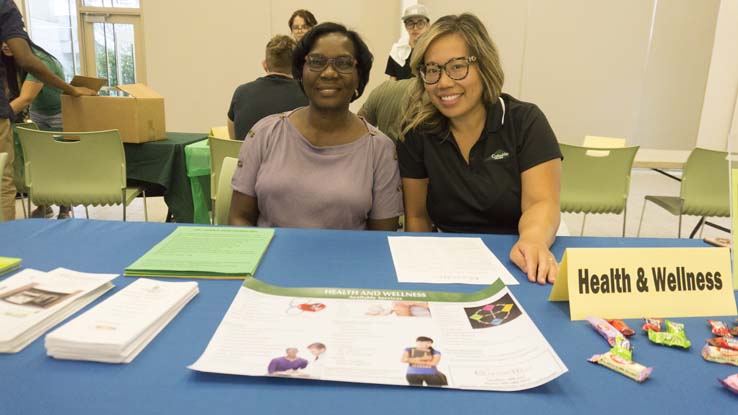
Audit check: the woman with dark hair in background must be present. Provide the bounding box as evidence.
[288,9,317,42]
[229,22,402,231]
[2,39,70,219]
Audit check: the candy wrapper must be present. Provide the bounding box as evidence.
[647,320,691,349]
[707,337,738,351]
[642,318,662,332]
[588,351,652,383]
[608,319,635,337]
[587,317,621,347]
[610,335,633,361]
[708,320,734,338]
[702,345,738,366]
[719,374,738,395]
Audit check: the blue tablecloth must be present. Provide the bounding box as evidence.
[0,219,735,414]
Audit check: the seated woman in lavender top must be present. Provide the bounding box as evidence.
[229,22,403,230]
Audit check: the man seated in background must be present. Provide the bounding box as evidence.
[227,35,308,140]
[358,78,414,142]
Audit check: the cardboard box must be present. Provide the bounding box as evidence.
[62,76,166,143]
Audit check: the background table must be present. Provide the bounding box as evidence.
[124,132,207,222]
[183,138,212,224]
[0,219,735,414]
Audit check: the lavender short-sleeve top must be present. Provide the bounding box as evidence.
[231,110,403,230]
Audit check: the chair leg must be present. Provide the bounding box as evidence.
[622,205,628,237]
[637,199,648,237]
[122,189,127,222]
[580,214,587,237]
[84,205,89,219]
[142,191,148,222]
[699,217,706,238]
[677,215,682,238]
[26,197,31,219]
[19,195,27,218]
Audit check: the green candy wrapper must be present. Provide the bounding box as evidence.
[647,320,691,349]
[610,335,633,361]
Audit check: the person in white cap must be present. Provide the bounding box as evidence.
[385,4,430,80]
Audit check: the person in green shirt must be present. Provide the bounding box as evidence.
[2,40,69,219]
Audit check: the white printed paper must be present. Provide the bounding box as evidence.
[388,236,518,285]
[190,278,566,392]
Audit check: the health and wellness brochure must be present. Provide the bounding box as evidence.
[190,278,567,391]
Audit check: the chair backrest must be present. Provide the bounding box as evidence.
[209,126,230,139]
[12,122,39,193]
[209,136,242,200]
[214,157,238,225]
[0,152,7,221]
[559,143,639,214]
[582,135,627,148]
[17,127,127,207]
[680,147,729,217]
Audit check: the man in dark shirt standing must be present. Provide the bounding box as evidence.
[227,35,308,140]
[0,0,96,221]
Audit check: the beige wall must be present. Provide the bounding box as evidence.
[142,0,719,150]
[698,0,738,151]
[633,0,719,150]
[142,0,400,133]
[421,0,719,149]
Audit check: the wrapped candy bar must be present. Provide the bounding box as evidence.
[707,337,738,351]
[608,319,635,337]
[642,318,662,332]
[708,320,733,338]
[587,317,621,347]
[702,345,738,366]
[647,320,691,349]
[719,374,738,395]
[588,352,652,383]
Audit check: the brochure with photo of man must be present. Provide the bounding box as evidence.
[190,278,568,391]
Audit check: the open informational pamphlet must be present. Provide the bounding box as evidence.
[190,278,567,391]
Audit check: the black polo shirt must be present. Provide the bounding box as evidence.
[227,74,308,140]
[397,93,561,234]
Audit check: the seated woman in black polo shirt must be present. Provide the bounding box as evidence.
[397,13,562,285]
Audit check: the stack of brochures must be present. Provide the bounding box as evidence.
[124,226,275,279]
[0,268,116,353]
[45,278,198,363]
[0,256,21,276]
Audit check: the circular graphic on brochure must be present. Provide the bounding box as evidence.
[463,294,521,329]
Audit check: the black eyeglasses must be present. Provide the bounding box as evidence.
[305,54,357,74]
[404,19,428,30]
[418,56,477,85]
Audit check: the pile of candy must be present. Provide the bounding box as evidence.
[587,317,652,383]
[585,316,738,394]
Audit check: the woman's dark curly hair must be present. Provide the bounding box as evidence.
[292,22,373,102]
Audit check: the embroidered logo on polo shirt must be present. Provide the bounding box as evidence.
[486,149,510,161]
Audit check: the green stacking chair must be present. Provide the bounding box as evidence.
[559,143,639,236]
[637,147,729,238]
[17,127,148,222]
[214,157,239,225]
[209,136,242,221]
[12,121,38,218]
[0,151,7,221]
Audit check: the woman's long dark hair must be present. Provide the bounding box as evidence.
[2,39,62,101]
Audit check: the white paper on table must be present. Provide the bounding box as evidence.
[46,278,198,363]
[189,278,567,392]
[387,236,518,285]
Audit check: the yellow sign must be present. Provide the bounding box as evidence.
[549,247,737,320]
